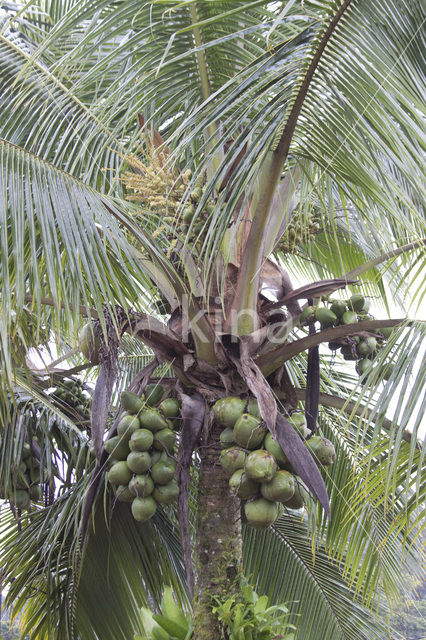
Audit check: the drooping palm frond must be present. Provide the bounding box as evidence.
[0,29,126,189]
[75,498,188,640]
[274,320,425,608]
[243,514,389,640]
[156,0,425,272]
[0,470,187,640]
[278,165,426,314]
[0,138,187,378]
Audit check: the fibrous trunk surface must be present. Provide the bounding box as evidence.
[192,421,242,639]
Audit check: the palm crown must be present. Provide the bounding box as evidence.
[0,1,425,639]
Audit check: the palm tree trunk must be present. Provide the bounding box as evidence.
[192,421,242,639]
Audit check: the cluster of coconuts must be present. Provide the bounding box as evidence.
[213,397,336,529]
[277,209,321,254]
[105,384,181,523]
[0,439,43,510]
[165,184,214,243]
[50,378,92,422]
[299,294,394,378]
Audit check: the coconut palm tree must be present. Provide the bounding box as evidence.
[0,1,425,639]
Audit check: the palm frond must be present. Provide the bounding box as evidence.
[243,514,389,640]
[0,138,184,377]
[1,472,187,640]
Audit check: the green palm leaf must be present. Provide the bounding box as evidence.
[243,515,389,640]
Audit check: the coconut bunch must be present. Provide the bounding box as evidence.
[50,378,92,423]
[105,384,181,523]
[299,293,394,379]
[213,397,336,529]
[276,208,321,254]
[0,438,44,510]
[173,185,214,245]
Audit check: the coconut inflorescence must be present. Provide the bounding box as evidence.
[213,396,336,529]
[104,383,182,522]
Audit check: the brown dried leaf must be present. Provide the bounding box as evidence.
[177,391,205,598]
[266,277,358,311]
[231,340,277,434]
[137,114,169,156]
[258,318,404,375]
[305,323,320,433]
[275,413,330,516]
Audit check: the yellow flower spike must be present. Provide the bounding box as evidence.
[153,225,166,238]
[166,238,178,258]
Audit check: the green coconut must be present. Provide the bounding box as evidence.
[159,398,180,418]
[264,433,288,467]
[229,469,259,500]
[10,489,31,510]
[220,428,236,448]
[129,474,154,497]
[261,470,295,502]
[153,480,179,504]
[28,466,40,483]
[357,339,372,357]
[299,305,315,325]
[144,384,165,407]
[115,485,134,503]
[357,358,373,377]
[212,397,245,429]
[107,461,133,485]
[120,391,144,415]
[341,310,357,325]
[283,478,308,509]
[246,398,261,419]
[117,415,141,439]
[244,498,279,529]
[21,442,32,460]
[29,484,42,502]
[233,414,266,449]
[153,428,176,453]
[127,451,152,474]
[104,436,131,460]
[348,293,366,312]
[139,408,169,432]
[330,300,347,318]
[183,206,195,224]
[379,326,394,340]
[151,459,176,485]
[151,451,163,466]
[288,413,310,438]
[315,307,337,328]
[365,336,377,353]
[245,450,277,483]
[219,448,247,475]
[78,323,100,364]
[131,496,157,522]
[127,429,153,452]
[305,436,336,466]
